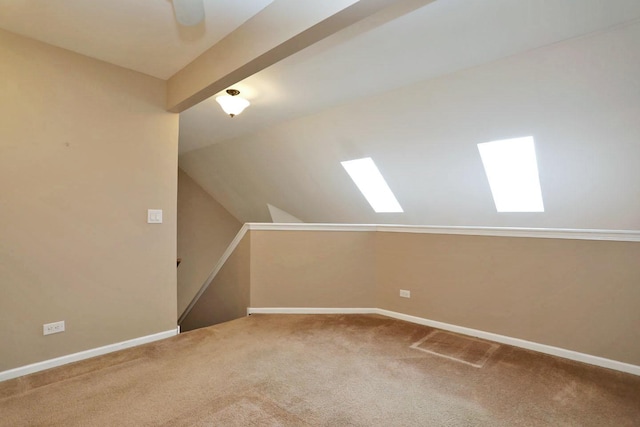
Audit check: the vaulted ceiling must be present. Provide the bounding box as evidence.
[2,0,639,229]
[178,0,640,229]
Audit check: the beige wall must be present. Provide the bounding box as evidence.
[180,235,250,332]
[245,229,640,366]
[177,169,241,316]
[250,230,376,308]
[0,30,178,371]
[376,232,640,366]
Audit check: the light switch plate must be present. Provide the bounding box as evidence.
[147,209,163,224]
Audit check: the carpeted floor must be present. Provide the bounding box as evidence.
[1,314,639,426]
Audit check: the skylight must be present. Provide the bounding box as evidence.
[341,157,403,213]
[477,136,544,213]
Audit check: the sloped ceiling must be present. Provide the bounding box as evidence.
[179,0,640,229]
[179,0,640,153]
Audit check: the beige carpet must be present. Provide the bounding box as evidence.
[1,314,639,426]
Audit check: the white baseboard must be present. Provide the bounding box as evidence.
[247,307,377,315]
[247,307,640,376]
[0,328,179,383]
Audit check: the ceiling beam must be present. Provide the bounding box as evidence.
[166,0,435,113]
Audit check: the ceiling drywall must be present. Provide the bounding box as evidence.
[179,16,640,229]
[0,0,272,79]
[178,0,640,153]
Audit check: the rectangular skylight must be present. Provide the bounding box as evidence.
[341,157,403,213]
[477,136,544,212]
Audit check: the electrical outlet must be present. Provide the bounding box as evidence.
[399,289,411,298]
[43,321,65,336]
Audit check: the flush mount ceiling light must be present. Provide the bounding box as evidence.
[215,89,250,117]
[173,0,205,26]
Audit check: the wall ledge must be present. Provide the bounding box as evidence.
[247,307,640,376]
[247,223,640,242]
[248,223,377,232]
[0,328,178,383]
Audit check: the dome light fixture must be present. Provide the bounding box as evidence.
[215,89,250,117]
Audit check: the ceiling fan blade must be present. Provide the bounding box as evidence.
[173,0,205,26]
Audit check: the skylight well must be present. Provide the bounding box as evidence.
[341,157,403,213]
[477,136,544,213]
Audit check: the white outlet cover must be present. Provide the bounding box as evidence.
[400,290,411,298]
[43,320,65,335]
